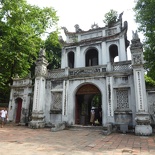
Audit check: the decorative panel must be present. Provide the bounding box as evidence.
[116,89,129,110]
[51,92,62,110]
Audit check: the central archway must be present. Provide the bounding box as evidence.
[75,84,102,125]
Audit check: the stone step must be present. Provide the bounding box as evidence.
[68,125,103,131]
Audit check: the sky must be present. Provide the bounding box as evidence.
[26,0,140,60]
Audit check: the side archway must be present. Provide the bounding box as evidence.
[15,98,23,123]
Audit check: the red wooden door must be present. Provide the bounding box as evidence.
[16,98,22,123]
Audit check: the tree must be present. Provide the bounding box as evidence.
[45,32,62,70]
[0,0,59,102]
[103,9,118,26]
[134,0,155,80]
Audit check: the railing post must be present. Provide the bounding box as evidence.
[107,62,112,72]
[65,67,69,76]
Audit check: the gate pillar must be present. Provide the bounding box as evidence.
[130,31,152,136]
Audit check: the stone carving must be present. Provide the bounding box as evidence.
[35,66,41,76]
[113,63,132,71]
[69,66,106,76]
[133,54,142,65]
[61,27,68,33]
[74,24,82,32]
[34,80,40,110]
[39,48,46,57]
[58,36,65,43]
[132,30,139,40]
[51,92,62,110]
[123,21,128,29]
[106,28,117,36]
[119,12,123,21]
[35,66,47,77]
[137,71,143,110]
[91,22,99,29]
[15,74,19,78]
[130,40,143,51]
[116,89,129,109]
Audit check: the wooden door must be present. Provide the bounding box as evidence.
[16,98,22,123]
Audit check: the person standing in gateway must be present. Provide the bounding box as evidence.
[90,107,95,125]
[1,108,7,128]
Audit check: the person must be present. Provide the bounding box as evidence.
[4,108,8,124]
[1,108,7,128]
[90,107,95,125]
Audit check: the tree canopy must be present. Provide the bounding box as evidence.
[45,32,62,70]
[0,0,61,102]
[134,0,155,80]
[103,9,118,26]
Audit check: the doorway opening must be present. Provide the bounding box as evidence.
[75,84,102,125]
[15,98,22,123]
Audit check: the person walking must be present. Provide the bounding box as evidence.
[1,108,7,128]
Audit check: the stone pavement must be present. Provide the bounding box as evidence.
[0,124,155,155]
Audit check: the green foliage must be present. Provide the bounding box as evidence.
[45,32,62,69]
[103,9,118,26]
[92,94,101,107]
[134,0,155,80]
[0,0,59,102]
[145,75,155,88]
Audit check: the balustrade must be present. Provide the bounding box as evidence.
[48,61,132,79]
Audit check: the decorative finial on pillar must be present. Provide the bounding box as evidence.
[132,30,139,40]
[39,48,46,57]
[130,30,143,51]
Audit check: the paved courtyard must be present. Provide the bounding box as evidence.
[0,124,155,155]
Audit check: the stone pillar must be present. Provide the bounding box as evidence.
[106,77,114,120]
[130,31,152,136]
[29,48,48,129]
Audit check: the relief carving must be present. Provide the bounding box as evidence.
[35,66,47,77]
[133,54,142,65]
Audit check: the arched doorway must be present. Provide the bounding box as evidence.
[75,84,102,125]
[68,51,74,68]
[85,49,98,66]
[15,98,22,123]
[109,44,118,62]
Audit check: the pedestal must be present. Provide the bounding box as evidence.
[135,113,152,136]
[29,111,45,129]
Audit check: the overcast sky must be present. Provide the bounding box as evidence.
[26,0,140,60]
[26,0,139,39]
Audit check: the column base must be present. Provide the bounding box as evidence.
[135,125,152,136]
[29,120,45,129]
[28,110,45,129]
[135,112,152,136]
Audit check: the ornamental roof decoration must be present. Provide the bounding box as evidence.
[91,22,99,29]
[74,24,83,32]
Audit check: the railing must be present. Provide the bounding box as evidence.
[48,61,132,79]
[48,69,66,79]
[69,65,107,76]
[113,61,132,71]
